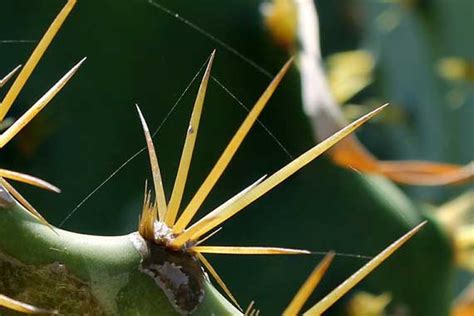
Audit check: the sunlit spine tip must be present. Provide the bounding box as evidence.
[135,104,168,222]
[303,221,426,315]
[165,50,216,226]
[0,0,77,121]
[172,58,293,233]
[0,58,86,149]
[0,65,22,89]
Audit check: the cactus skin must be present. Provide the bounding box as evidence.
[0,189,240,315]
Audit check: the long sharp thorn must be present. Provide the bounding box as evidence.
[0,0,77,121]
[173,58,294,233]
[0,58,86,148]
[283,252,335,316]
[303,222,427,315]
[0,169,60,193]
[165,50,215,226]
[192,246,310,255]
[0,65,22,89]
[174,105,387,243]
[196,253,242,311]
[171,175,266,248]
[0,178,52,229]
[135,105,168,221]
[195,227,223,246]
[0,294,57,315]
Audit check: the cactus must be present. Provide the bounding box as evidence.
[1,0,472,315]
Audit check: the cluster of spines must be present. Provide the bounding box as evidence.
[132,43,424,314]
[0,0,428,314]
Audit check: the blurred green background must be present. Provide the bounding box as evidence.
[1,0,472,315]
